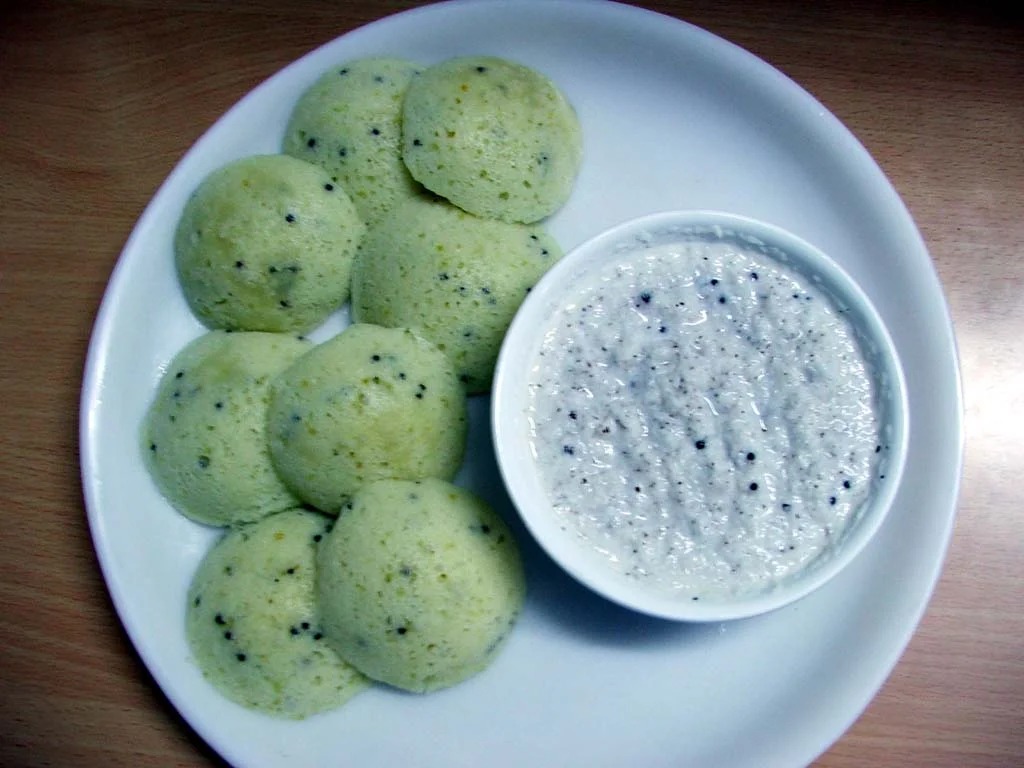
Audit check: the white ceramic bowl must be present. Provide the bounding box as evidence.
[492,210,910,622]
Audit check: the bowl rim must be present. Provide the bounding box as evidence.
[491,209,911,622]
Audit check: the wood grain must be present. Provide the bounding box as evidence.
[1,1,1021,766]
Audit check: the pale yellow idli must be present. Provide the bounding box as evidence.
[401,56,582,223]
[175,154,365,333]
[142,331,310,526]
[316,479,525,693]
[351,195,562,393]
[186,508,369,718]
[266,324,468,512]
[283,58,425,226]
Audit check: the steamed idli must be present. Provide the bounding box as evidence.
[401,56,582,223]
[142,331,310,526]
[175,154,365,333]
[186,508,369,718]
[266,324,468,512]
[351,195,561,393]
[316,479,525,693]
[283,57,425,226]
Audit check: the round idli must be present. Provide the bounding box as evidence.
[175,154,365,333]
[267,324,468,512]
[283,57,425,226]
[186,508,369,718]
[351,195,562,393]
[142,331,310,527]
[401,56,582,223]
[316,479,526,693]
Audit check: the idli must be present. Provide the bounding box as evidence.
[175,154,365,333]
[186,508,369,718]
[283,57,425,226]
[267,324,468,512]
[351,195,561,393]
[142,331,310,527]
[401,56,582,223]
[316,479,525,693]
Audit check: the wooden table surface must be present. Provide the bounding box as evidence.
[2,1,1021,765]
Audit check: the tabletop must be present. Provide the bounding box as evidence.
[1,0,1021,766]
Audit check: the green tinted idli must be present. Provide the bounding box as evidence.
[175,154,365,333]
[316,479,525,693]
[187,508,369,718]
[351,196,561,393]
[401,56,582,223]
[283,58,425,226]
[142,331,310,526]
[267,324,468,512]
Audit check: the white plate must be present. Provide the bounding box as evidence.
[80,1,964,766]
